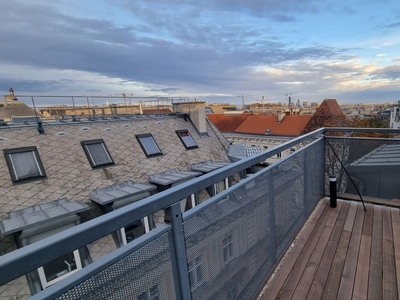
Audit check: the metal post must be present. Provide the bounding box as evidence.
[71,96,77,118]
[164,202,191,300]
[329,175,337,208]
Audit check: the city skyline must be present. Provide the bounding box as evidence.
[1,0,399,105]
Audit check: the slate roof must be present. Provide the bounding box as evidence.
[302,99,347,134]
[234,115,312,136]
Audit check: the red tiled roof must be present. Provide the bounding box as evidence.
[302,99,348,134]
[234,115,312,136]
[206,114,251,132]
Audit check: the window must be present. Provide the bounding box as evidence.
[214,178,229,195]
[223,234,234,264]
[277,152,282,158]
[120,216,153,245]
[136,134,163,157]
[180,194,197,212]
[81,139,115,169]
[4,146,46,184]
[176,130,198,149]
[263,145,268,151]
[188,255,204,291]
[137,284,159,300]
[37,250,82,289]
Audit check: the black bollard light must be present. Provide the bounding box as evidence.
[329,175,337,208]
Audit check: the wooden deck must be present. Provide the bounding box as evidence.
[258,198,400,300]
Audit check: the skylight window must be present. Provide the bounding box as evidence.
[176,130,198,149]
[3,146,46,184]
[136,134,163,157]
[81,139,115,169]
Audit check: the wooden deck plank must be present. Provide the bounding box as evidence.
[383,206,393,242]
[367,205,383,300]
[306,201,350,299]
[258,199,329,300]
[383,239,398,299]
[362,202,374,237]
[337,202,365,300]
[343,200,358,232]
[292,225,333,299]
[321,230,351,300]
[353,235,372,300]
[391,207,400,224]
[392,222,400,296]
[274,201,342,300]
[258,200,400,300]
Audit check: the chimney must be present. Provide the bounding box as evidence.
[173,101,207,135]
[278,112,285,123]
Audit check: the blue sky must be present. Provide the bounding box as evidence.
[0,0,399,106]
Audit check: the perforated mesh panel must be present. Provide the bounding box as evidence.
[56,231,179,300]
[183,139,324,300]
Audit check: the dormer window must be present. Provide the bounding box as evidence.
[3,146,46,184]
[136,134,163,157]
[176,130,198,149]
[81,139,115,169]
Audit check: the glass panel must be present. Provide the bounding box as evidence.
[124,219,146,244]
[140,136,161,155]
[86,143,112,166]
[179,131,197,148]
[10,151,41,180]
[215,180,227,195]
[42,252,77,282]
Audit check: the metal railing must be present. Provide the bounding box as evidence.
[0,128,399,299]
[1,95,191,121]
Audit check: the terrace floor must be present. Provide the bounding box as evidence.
[258,197,400,300]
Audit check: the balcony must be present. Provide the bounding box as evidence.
[0,128,399,299]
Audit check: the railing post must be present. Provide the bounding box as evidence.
[164,202,191,300]
[329,175,337,208]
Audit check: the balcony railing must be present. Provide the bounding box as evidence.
[0,128,399,300]
[1,95,191,121]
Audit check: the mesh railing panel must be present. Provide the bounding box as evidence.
[325,137,400,200]
[56,231,179,300]
[183,139,325,300]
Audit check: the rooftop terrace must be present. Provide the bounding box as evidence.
[0,122,399,299]
[259,198,400,300]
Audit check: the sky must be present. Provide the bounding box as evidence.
[1,0,400,106]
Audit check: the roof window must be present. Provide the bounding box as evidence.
[3,146,46,184]
[136,134,163,157]
[81,139,115,169]
[176,130,198,149]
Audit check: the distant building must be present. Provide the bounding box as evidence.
[302,99,347,134]
[207,113,312,164]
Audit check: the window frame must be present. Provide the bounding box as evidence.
[81,139,115,169]
[188,255,204,291]
[222,234,234,264]
[3,146,47,184]
[136,134,163,157]
[37,249,83,289]
[176,130,198,150]
[214,178,229,195]
[120,216,152,246]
